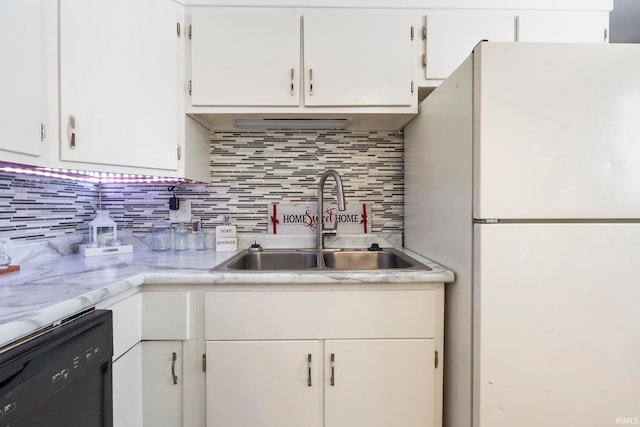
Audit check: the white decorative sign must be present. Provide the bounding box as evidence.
[216,225,237,251]
[268,203,371,234]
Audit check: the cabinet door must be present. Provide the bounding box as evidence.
[424,14,515,80]
[190,8,300,107]
[325,339,436,427]
[206,340,321,427]
[113,343,144,427]
[142,341,183,427]
[518,12,609,43]
[58,0,179,171]
[0,0,47,165]
[303,10,415,107]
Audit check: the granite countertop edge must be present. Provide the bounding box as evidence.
[0,247,454,348]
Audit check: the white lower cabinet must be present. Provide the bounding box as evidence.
[324,339,435,427]
[206,340,322,427]
[99,293,143,427]
[105,285,443,426]
[113,342,144,427]
[140,290,191,427]
[204,287,444,427]
[206,338,436,427]
[142,341,184,427]
[102,290,191,427]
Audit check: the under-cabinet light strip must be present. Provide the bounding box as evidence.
[0,162,199,184]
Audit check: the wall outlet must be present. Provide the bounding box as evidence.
[169,200,191,223]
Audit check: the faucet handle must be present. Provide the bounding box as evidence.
[324,216,339,232]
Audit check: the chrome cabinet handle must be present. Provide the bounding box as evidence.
[69,115,76,149]
[171,352,178,385]
[330,353,335,386]
[309,68,313,96]
[307,353,312,386]
[290,68,295,96]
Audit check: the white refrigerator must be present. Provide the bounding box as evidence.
[405,42,640,427]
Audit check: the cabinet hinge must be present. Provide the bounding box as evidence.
[410,26,414,41]
[189,24,192,40]
[604,28,608,42]
[202,353,207,372]
[422,54,426,68]
[435,350,439,369]
[422,26,427,41]
[411,80,415,95]
[188,80,192,96]
[40,123,46,141]
[177,145,182,160]
[177,22,181,38]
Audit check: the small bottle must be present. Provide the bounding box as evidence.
[191,217,201,232]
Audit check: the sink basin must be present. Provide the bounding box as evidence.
[322,250,430,270]
[219,251,319,271]
[215,248,431,272]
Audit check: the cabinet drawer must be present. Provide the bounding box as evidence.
[108,293,142,360]
[204,290,436,340]
[142,291,191,340]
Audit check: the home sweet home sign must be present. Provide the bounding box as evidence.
[268,203,372,234]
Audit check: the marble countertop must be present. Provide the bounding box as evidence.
[0,241,453,348]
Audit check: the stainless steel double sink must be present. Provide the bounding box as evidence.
[213,248,432,272]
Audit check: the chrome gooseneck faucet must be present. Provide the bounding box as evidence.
[317,169,346,249]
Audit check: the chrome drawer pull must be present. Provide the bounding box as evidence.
[171,352,178,385]
[330,353,335,386]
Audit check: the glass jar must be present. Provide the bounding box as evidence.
[173,224,190,251]
[150,221,172,251]
[195,232,207,250]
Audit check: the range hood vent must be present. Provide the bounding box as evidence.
[234,118,348,130]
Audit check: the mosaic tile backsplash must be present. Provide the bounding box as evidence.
[0,131,404,241]
[0,173,96,241]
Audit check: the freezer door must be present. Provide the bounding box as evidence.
[474,223,640,427]
[474,43,640,219]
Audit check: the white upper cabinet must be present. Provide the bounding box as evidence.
[303,10,415,107]
[517,12,610,43]
[58,0,181,172]
[0,0,47,165]
[423,14,515,81]
[418,5,611,89]
[191,8,301,107]
[188,8,417,112]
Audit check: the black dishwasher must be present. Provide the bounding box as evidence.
[0,309,113,426]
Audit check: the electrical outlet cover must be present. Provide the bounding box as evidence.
[169,200,191,223]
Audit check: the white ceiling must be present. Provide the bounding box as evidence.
[610,0,640,42]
